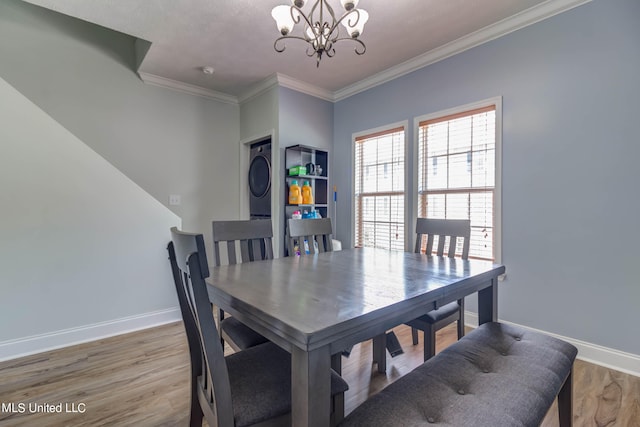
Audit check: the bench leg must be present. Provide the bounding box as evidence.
[411,327,419,345]
[558,368,573,427]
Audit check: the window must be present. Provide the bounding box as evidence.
[354,126,405,250]
[417,104,497,260]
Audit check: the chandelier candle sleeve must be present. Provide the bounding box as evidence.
[271,0,368,66]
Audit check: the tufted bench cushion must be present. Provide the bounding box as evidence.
[340,322,577,427]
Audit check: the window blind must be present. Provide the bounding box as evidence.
[355,127,405,250]
[418,106,496,260]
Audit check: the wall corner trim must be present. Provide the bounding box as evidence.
[0,308,182,363]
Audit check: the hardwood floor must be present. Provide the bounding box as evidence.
[1,322,638,426]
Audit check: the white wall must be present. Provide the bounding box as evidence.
[0,76,180,358]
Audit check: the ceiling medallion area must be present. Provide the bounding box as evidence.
[271,0,369,67]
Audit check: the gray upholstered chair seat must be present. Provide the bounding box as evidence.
[406,301,460,325]
[339,322,577,427]
[220,317,268,350]
[229,341,349,427]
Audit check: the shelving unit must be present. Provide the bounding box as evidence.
[284,144,329,240]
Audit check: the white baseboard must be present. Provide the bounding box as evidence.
[465,312,640,378]
[0,307,182,363]
[4,308,638,378]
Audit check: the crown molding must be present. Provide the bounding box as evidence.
[275,73,334,102]
[334,0,592,101]
[237,74,279,104]
[137,71,239,105]
[137,0,591,105]
[239,73,334,104]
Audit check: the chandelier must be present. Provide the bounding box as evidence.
[271,0,369,67]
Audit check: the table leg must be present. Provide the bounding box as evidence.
[477,276,498,325]
[331,353,342,375]
[372,334,386,373]
[292,345,331,427]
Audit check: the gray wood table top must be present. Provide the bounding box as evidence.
[207,247,505,427]
[208,248,504,352]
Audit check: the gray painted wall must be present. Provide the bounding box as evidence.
[0,74,180,346]
[238,87,281,253]
[0,0,241,241]
[279,87,333,152]
[2,0,638,362]
[333,0,640,355]
[0,0,240,352]
[237,86,334,255]
[240,88,279,142]
[279,87,335,250]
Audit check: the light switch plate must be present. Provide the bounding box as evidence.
[169,194,181,206]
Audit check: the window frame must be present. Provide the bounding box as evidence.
[351,121,410,251]
[411,97,502,262]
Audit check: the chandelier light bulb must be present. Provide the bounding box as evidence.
[292,0,305,7]
[305,26,318,49]
[305,26,316,40]
[272,5,296,35]
[342,9,368,38]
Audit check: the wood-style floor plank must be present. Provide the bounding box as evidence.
[1,322,638,426]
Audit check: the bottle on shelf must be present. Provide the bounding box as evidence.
[288,180,302,205]
[301,181,313,205]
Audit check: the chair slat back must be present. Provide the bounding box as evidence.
[287,218,333,256]
[168,227,234,426]
[414,218,471,260]
[212,219,274,266]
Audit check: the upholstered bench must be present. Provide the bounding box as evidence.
[340,322,577,427]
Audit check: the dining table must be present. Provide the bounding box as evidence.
[206,247,506,427]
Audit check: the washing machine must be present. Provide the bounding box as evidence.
[248,139,272,218]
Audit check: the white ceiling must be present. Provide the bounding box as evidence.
[22,0,588,102]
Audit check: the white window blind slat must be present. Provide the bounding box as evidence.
[355,128,405,250]
[418,107,496,260]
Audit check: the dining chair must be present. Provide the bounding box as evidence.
[286,217,357,357]
[212,219,272,351]
[405,218,471,361]
[168,227,349,427]
[287,217,333,256]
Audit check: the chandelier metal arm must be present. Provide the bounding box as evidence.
[274,34,312,53]
[331,36,366,55]
[290,5,314,33]
[271,0,368,66]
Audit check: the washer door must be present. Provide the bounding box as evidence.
[248,155,271,198]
